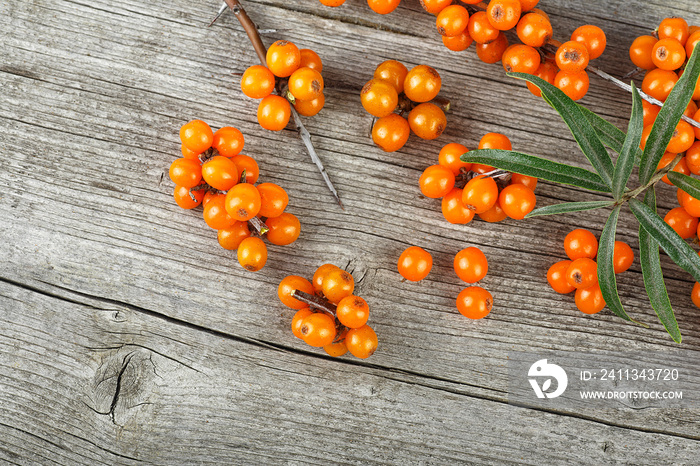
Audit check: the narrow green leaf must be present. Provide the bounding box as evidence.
[597,206,635,322]
[461,149,612,192]
[579,105,645,163]
[525,201,614,218]
[508,72,614,187]
[638,189,681,343]
[667,171,700,200]
[639,42,700,184]
[612,85,644,200]
[629,197,700,283]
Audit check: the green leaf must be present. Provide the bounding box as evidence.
[667,171,700,200]
[597,206,637,323]
[525,201,614,218]
[637,189,681,343]
[629,197,700,283]
[579,105,645,163]
[508,72,614,188]
[612,85,644,200]
[461,149,612,192]
[638,42,700,185]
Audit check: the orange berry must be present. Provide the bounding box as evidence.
[686,141,700,175]
[407,103,447,140]
[439,143,471,175]
[294,93,325,117]
[319,0,346,5]
[169,158,202,188]
[478,198,508,222]
[642,100,661,127]
[212,127,245,157]
[397,246,433,282]
[291,308,313,339]
[217,222,251,250]
[519,0,539,11]
[462,175,498,213]
[502,44,541,74]
[510,173,538,190]
[173,185,204,210]
[664,206,698,239]
[547,260,575,294]
[555,41,590,72]
[257,95,291,131]
[225,183,262,222]
[374,61,409,95]
[230,154,260,184]
[361,79,399,118]
[516,12,552,48]
[237,236,267,272]
[404,65,442,103]
[652,39,686,70]
[468,11,500,44]
[667,121,695,154]
[372,114,411,152]
[419,164,456,198]
[279,275,315,310]
[299,48,323,72]
[203,194,236,230]
[337,295,370,328]
[345,325,378,359]
[656,152,689,185]
[564,228,598,260]
[571,25,607,60]
[367,0,401,15]
[554,69,589,100]
[201,155,238,191]
[257,182,289,218]
[454,247,488,284]
[436,5,470,37]
[694,109,700,140]
[566,257,599,290]
[324,339,348,357]
[613,241,634,274]
[629,35,658,70]
[686,30,700,58]
[181,143,201,160]
[456,286,493,319]
[575,285,605,314]
[479,132,512,150]
[180,119,213,153]
[241,65,276,99]
[265,212,301,246]
[499,183,536,219]
[300,313,337,347]
[266,40,301,77]
[692,282,700,308]
[476,32,509,63]
[322,269,355,304]
[288,67,324,101]
[442,30,474,52]
[420,0,452,15]
[642,68,679,102]
[442,188,476,224]
[486,0,521,31]
[658,17,689,45]
[312,264,341,294]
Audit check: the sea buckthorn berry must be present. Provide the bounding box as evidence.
[217,222,251,250]
[476,32,509,63]
[230,154,260,184]
[320,0,346,5]
[667,121,695,154]
[361,79,399,118]
[547,260,575,294]
[658,17,689,44]
[299,48,323,72]
[345,325,378,359]
[181,144,200,160]
[408,103,446,140]
[419,164,456,198]
[529,7,548,20]
[690,25,700,37]
[629,36,658,70]
[212,127,245,157]
[499,183,536,219]
[257,95,291,131]
[470,163,494,174]
[516,12,552,48]
[420,0,452,15]
[555,41,589,72]
[439,143,471,175]
[468,11,500,44]
[652,39,686,71]
[337,295,370,329]
[694,109,700,140]
[202,190,217,207]
[180,120,213,154]
[288,67,324,101]
[639,125,653,150]
[225,183,262,222]
[313,264,341,294]
[664,207,699,239]
[442,31,474,52]
[657,152,689,185]
[479,132,512,150]
[641,68,679,102]
[266,40,301,77]
[519,0,539,11]
[454,247,488,284]
[566,258,598,290]
[510,173,538,190]
[241,65,276,99]
[169,158,202,188]
[173,185,204,209]
[436,5,469,37]
[237,236,267,272]
[571,25,607,60]
[279,275,315,309]
[486,0,521,31]
[456,286,493,319]
[692,282,700,308]
[372,114,410,152]
[554,69,589,101]
[478,199,508,222]
[575,285,605,314]
[367,0,401,15]
[502,44,541,74]
[265,212,301,246]
[564,228,598,260]
[686,30,700,58]
[294,93,325,117]
[257,183,289,218]
[462,175,498,214]
[642,100,661,127]
[374,60,409,93]
[291,308,313,339]
[202,155,238,191]
[686,141,700,175]
[322,269,355,304]
[398,246,433,282]
[324,339,348,358]
[300,313,337,347]
[442,188,476,224]
[613,241,634,274]
[404,65,442,103]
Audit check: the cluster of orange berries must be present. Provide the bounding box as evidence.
[420,0,606,101]
[170,120,301,272]
[241,40,325,131]
[318,0,401,15]
[364,60,447,151]
[630,18,700,160]
[419,133,537,223]
[278,265,378,359]
[397,245,493,319]
[546,229,634,315]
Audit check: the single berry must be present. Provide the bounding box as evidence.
[336,295,370,329]
[237,237,268,272]
[564,228,598,260]
[397,246,433,282]
[547,260,575,294]
[456,286,493,319]
[265,212,301,246]
[278,275,315,309]
[454,247,488,284]
[345,325,378,359]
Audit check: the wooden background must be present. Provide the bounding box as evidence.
[2,0,700,463]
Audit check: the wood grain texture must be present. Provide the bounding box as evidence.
[1,0,700,463]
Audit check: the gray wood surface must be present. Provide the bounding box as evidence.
[1,0,699,463]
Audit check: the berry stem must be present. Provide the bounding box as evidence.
[291,290,337,318]
[618,152,685,203]
[248,216,269,235]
